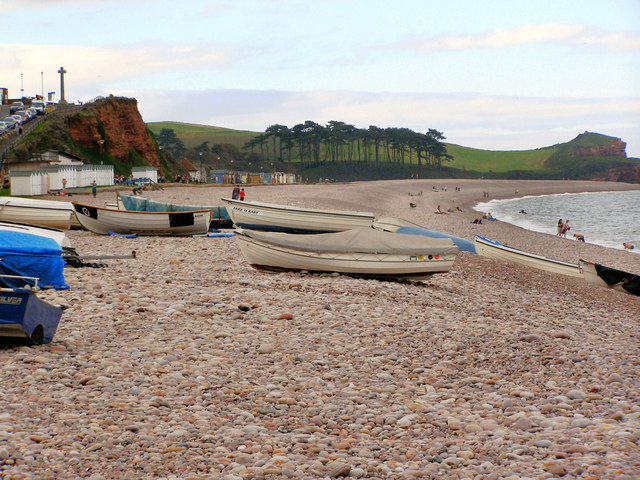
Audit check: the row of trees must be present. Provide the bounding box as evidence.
[243,121,452,169]
[155,121,451,172]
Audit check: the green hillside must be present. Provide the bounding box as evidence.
[147,122,257,149]
[444,144,553,172]
[149,121,640,181]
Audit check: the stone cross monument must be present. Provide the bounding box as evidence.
[58,66,67,103]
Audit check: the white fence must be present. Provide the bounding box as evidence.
[9,164,114,196]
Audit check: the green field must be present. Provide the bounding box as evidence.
[147,122,258,149]
[445,144,554,172]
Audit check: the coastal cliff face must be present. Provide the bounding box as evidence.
[67,97,160,168]
[599,164,640,183]
[570,139,627,158]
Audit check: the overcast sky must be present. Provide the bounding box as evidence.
[2,0,639,157]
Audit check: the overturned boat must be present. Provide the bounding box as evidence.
[474,235,581,279]
[222,198,375,233]
[579,259,640,296]
[235,227,460,279]
[73,202,212,236]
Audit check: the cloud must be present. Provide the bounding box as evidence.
[0,43,239,89]
[411,24,640,52]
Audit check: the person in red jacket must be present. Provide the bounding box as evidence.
[239,188,245,201]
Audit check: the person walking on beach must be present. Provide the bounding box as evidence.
[239,188,245,201]
[557,219,563,236]
[560,220,570,238]
[91,180,97,197]
[231,185,240,200]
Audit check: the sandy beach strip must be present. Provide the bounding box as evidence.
[1,179,639,479]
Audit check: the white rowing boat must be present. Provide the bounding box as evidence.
[222,198,375,233]
[579,259,640,296]
[474,235,582,278]
[0,221,71,247]
[235,227,460,279]
[0,197,73,230]
[72,202,211,236]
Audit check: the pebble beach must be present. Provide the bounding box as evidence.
[1,178,639,480]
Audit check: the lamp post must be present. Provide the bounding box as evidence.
[199,152,203,183]
[20,73,24,100]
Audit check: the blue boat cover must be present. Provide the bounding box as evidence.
[395,226,476,254]
[0,231,68,290]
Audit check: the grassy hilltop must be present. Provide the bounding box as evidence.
[148,121,639,181]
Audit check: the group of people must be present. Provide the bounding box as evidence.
[231,185,245,201]
[557,218,571,238]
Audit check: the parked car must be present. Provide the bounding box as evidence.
[31,100,45,114]
[10,115,23,124]
[25,108,38,119]
[13,111,29,122]
[9,102,25,114]
[2,117,17,127]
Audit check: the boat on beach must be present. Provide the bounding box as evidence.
[0,220,71,247]
[222,197,376,233]
[0,281,63,345]
[373,216,476,253]
[0,197,74,230]
[235,227,460,279]
[474,235,582,278]
[118,193,232,228]
[72,202,212,236]
[579,259,640,296]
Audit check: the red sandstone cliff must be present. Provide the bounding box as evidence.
[570,139,627,158]
[66,96,160,168]
[597,164,640,183]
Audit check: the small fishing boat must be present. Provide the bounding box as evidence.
[235,227,460,279]
[0,220,71,247]
[0,197,74,230]
[474,235,582,278]
[579,259,640,296]
[118,193,232,228]
[222,198,376,233]
[72,202,212,236]
[373,217,476,253]
[0,280,63,344]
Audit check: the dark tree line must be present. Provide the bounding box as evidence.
[242,121,452,169]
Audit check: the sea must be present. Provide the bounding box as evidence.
[474,190,640,253]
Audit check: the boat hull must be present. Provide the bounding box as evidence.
[475,235,581,278]
[579,259,640,296]
[236,232,456,279]
[0,198,73,230]
[0,288,63,344]
[222,198,375,233]
[0,221,71,247]
[72,202,211,236]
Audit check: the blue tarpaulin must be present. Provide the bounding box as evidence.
[0,231,68,290]
[395,226,476,254]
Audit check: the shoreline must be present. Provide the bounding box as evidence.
[2,179,639,479]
